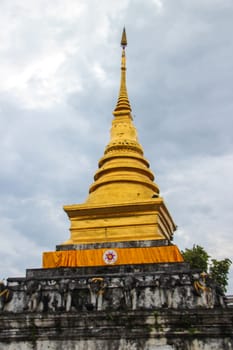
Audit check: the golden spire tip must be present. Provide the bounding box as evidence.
[121,27,127,48]
[113,27,131,116]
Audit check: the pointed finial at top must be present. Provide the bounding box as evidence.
[121,27,127,48]
[113,28,131,116]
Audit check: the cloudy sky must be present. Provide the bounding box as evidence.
[0,0,233,293]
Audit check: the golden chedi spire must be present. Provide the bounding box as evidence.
[43,28,183,268]
[86,28,160,205]
[61,28,174,245]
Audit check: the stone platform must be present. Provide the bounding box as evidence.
[0,309,233,350]
[0,263,232,349]
[0,262,227,314]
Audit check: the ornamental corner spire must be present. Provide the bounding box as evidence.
[113,28,131,116]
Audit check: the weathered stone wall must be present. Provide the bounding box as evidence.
[0,264,232,349]
[1,339,233,350]
[0,264,226,314]
[0,310,232,350]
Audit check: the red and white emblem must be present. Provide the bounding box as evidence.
[103,249,118,265]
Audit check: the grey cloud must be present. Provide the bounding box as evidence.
[0,0,232,292]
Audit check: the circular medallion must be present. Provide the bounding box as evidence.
[103,249,118,265]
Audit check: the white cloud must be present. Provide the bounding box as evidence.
[151,0,164,12]
[92,62,108,83]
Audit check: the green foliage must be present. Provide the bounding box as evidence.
[210,258,232,293]
[182,245,232,293]
[182,245,209,271]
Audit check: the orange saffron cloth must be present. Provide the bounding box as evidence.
[43,245,183,268]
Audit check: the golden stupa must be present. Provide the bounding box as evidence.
[43,29,183,268]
